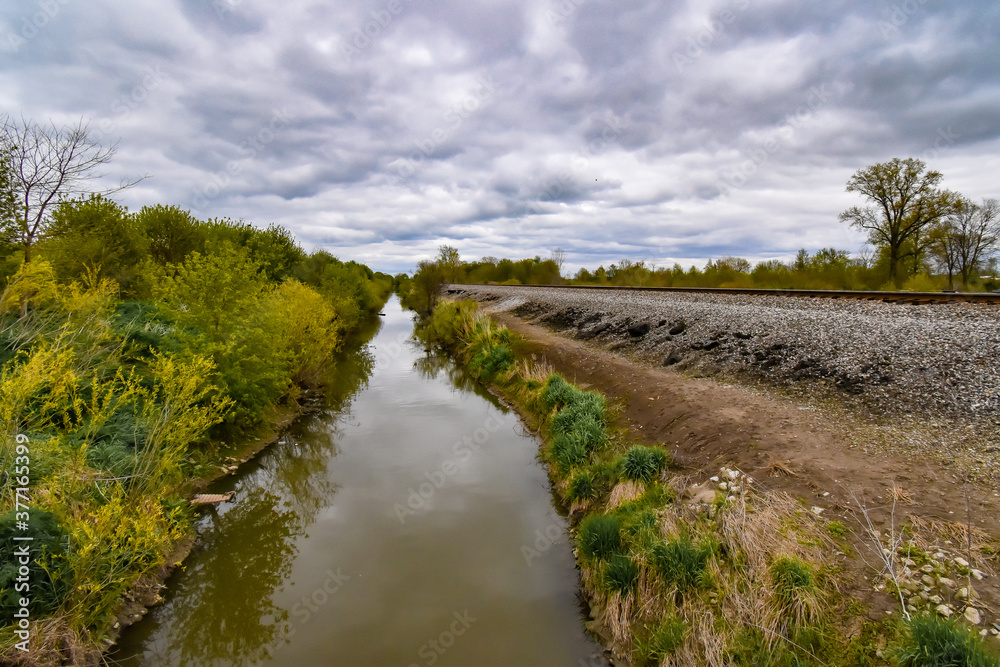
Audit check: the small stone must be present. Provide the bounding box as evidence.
[965,607,982,625]
[810,506,824,516]
[922,575,936,587]
[972,569,987,581]
[907,604,918,614]
[822,491,830,497]
[982,630,990,637]
[710,476,719,482]
[935,552,947,560]
[955,557,970,568]
[957,587,969,600]
[718,482,729,491]
[728,470,740,480]
[919,590,930,600]
[929,595,943,604]
[938,577,957,589]
[921,564,936,574]
[936,604,952,617]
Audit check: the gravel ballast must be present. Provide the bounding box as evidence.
[449,285,1000,427]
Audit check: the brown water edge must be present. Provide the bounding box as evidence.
[108,296,608,667]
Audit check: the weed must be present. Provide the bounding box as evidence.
[550,432,589,472]
[568,470,598,502]
[770,556,820,629]
[634,616,687,664]
[652,535,714,594]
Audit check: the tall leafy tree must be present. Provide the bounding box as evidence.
[838,158,957,285]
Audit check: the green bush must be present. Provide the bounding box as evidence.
[770,556,819,628]
[578,514,622,561]
[541,374,578,410]
[892,615,1000,667]
[604,554,640,594]
[636,617,687,664]
[620,446,669,483]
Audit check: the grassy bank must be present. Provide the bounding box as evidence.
[415,299,1000,667]
[0,210,391,663]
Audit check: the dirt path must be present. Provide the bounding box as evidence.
[492,310,1000,625]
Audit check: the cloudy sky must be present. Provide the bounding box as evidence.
[2,0,998,274]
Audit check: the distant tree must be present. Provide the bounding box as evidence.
[551,247,566,275]
[839,158,958,286]
[437,245,461,284]
[930,197,999,290]
[137,204,206,266]
[0,116,144,263]
[409,259,446,315]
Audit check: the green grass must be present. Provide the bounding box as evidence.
[578,514,622,561]
[620,445,670,483]
[550,432,590,472]
[634,617,687,665]
[771,556,819,628]
[892,615,1000,667]
[469,343,513,381]
[826,520,849,538]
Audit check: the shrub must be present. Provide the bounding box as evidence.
[826,520,848,538]
[604,554,640,594]
[578,514,622,561]
[541,374,577,410]
[652,536,713,593]
[621,446,669,483]
[892,615,1000,667]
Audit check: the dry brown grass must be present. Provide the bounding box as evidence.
[607,480,645,510]
[0,618,100,667]
[768,459,797,477]
[891,481,913,504]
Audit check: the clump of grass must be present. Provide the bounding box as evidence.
[550,432,589,472]
[892,615,1000,667]
[770,555,820,629]
[540,373,577,410]
[635,617,687,665]
[604,554,640,594]
[578,514,622,561]
[620,445,669,483]
[568,470,598,502]
[469,343,514,382]
[826,520,848,538]
[652,535,714,594]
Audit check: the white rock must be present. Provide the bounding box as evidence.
[938,577,957,589]
[965,607,982,625]
[710,476,719,482]
[972,569,987,580]
[810,506,824,516]
[955,557,970,568]
[935,552,947,560]
[936,604,952,617]
[718,482,729,491]
[728,470,739,480]
[957,587,969,600]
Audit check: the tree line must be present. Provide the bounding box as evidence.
[400,158,998,296]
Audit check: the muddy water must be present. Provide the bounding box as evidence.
[111,297,606,666]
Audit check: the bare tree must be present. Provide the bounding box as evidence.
[951,198,999,288]
[0,115,144,263]
[839,158,958,286]
[928,220,961,290]
[551,247,566,275]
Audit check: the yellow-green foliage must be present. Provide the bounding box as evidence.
[0,206,388,659]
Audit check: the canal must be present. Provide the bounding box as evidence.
[111,296,606,666]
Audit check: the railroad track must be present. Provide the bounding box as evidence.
[449,283,1000,305]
